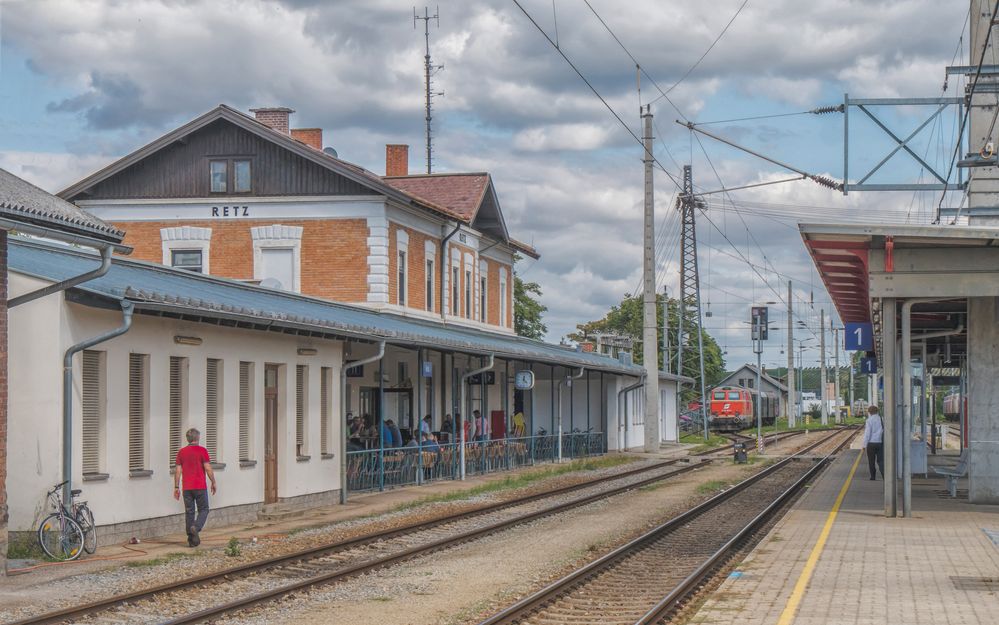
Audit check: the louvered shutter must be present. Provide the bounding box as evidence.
[206,359,221,462]
[81,350,102,475]
[129,353,147,471]
[320,367,330,454]
[239,362,251,461]
[169,357,185,464]
[296,365,306,455]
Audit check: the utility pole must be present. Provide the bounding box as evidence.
[677,165,709,439]
[969,0,999,225]
[834,321,841,423]
[662,287,669,374]
[849,352,855,414]
[787,281,795,427]
[820,308,828,425]
[414,7,441,174]
[752,306,768,453]
[641,106,660,452]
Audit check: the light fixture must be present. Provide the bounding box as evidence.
[173,335,203,346]
[297,347,318,356]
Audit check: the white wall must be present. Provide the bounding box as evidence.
[7,273,343,531]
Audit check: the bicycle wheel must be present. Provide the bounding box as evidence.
[76,505,98,554]
[37,513,84,561]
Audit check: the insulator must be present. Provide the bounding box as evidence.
[809,175,844,191]
[810,104,845,115]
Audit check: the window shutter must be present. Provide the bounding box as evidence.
[129,353,147,471]
[296,365,306,455]
[320,367,330,454]
[81,350,102,475]
[239,362,252,462]
[169,357,185,464]
[206,358,221,462]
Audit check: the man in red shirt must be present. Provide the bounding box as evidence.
[173,428,217,547]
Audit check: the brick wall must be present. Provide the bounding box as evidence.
[487,260,500,325]
[111,219,370,302]
[1,230,8,574]
[387,222,439,312]
[385,145,409,177]
[291,128,323,151]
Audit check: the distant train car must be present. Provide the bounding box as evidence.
[708,386,779,432]
[943,393,962,421]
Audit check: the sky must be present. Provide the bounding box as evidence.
[0,0,975,372]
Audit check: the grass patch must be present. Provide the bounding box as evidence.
[697,480,731,494]
[391,455,637,512]
[742,416,865,437]
[6,533,46,560]
[126,551,199,568]
[681,432,730,454]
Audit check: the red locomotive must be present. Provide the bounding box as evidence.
[708,385,779,432]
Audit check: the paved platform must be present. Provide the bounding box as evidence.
[691,442,999,625]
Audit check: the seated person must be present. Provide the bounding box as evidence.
[421,431,442,455]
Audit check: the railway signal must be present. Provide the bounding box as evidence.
[751,306,769,453]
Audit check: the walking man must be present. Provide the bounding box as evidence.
[174,428,217,547]
[862,405,885,481]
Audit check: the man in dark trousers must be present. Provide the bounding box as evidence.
[862,405,885,481]
[174,428,217,547]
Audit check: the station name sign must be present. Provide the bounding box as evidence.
[211,205,250,218]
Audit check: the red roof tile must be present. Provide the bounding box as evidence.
[382,173,490,221]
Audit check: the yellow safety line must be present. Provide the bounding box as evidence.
[775,450,863,625]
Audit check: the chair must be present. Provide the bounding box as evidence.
[932,449,969,498]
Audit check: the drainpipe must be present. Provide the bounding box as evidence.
[339,341,385,504]
[440,223,462,321]
[459,354,494,480]
[556,368,585,462]
[63,300,134,505]
[617,376,645,452]
[901,298,956,518]
[10,246,113,308]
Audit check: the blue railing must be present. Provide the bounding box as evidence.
[345,432,606,493]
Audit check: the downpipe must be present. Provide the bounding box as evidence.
[339,341,385,504]
[556,368,585,463]
[460,354,494,480]
[63,300,134,504]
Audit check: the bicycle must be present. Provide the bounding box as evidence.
[37,481,96,560]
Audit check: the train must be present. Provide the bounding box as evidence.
[708,385,780,433]
[943,393,963,421]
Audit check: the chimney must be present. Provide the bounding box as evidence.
[385,144,409,177]
[291,128,323,151]
[250,107,295,135]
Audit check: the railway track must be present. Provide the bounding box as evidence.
[9,456,712,625]
[477,428,856,625]
[693,427,831,457]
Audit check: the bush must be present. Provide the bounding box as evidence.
[224,537,241,557]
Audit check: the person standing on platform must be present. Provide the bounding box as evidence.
[862,405,885,481]
[173,428,217,547]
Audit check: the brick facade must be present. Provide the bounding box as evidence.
[291,128,323,151]
[387,222,439,312]
[1,230,7,574]
[386,145,409,177]
[112,219,370,302]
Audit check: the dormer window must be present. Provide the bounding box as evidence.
[209,158,252,194]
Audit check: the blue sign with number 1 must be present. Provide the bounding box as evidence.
[860,357,878,374]
[844,322,874,351]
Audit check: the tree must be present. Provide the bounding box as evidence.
[569,293,726,385]
[514,276,548,339]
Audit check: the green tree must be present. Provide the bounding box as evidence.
[569,293,726,385]
[514,276,548,339]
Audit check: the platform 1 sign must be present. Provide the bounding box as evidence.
[844,322,874,351]
[860,357,878,374]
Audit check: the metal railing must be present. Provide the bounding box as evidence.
[345,432,606,493]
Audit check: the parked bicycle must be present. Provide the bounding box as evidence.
[37,481,96,560]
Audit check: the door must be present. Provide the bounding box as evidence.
[264,365,279,504]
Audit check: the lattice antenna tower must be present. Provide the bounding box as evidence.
[675,165,709,436]
[414,6,443,174]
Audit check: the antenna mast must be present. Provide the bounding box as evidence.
[414,6,442,174]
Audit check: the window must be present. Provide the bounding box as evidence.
[480,275,487,322]
[210,160,227,193]
[296,365,308,457]
[238,362,254,462]
[81,350,105,476]
[451,266,460,315]
[398,250,407,305]
[169,357,188,466]
[234,159,252,193]
[465,270,472,319]
[499,268,508,327]
[171,249,204,273]
[260,248,295,290]
[129,353,149,473]
[714,391,726,400]
[321,367,332,456]
[426,259,434,311]
[206,359,222,463]
[251,225,303,292]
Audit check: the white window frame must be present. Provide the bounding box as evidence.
[206,358,223,464]
[81,350,106,477]
[464,252,475,320]
[128,353,150,475]
[161,226,212,274]
[396,229,409,306]
[425,240,436,312]
[499,267,509,327]
[296,364,310,459]
[169,356,189,467]
[238,361,255,464]
[251,224,303,293]
[479,260,489,323]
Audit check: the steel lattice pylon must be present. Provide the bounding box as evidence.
[675,165,710,438]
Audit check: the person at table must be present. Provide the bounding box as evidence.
[421,431,442,455]
[421,415,433,437]
[441,414,454,443]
